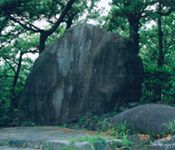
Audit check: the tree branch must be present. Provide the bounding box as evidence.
[46,0,75,35]
[4,12,43,33]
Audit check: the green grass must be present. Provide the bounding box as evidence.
[68,135,106,144]
[44,143,76,150]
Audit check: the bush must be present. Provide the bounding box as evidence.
[141,66,175,104]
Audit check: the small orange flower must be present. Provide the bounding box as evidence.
[138,134,150,141]
[161,134,171,141]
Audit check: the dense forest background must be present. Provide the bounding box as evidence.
[0,0,175,127]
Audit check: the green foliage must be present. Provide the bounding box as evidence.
[141,66,175,104]
[44,144,76,150]
[139,9,175,104]
[0,33,37,126]
[44,136,108,150]
[0,98,12,126]
[165,120,175,134]
[63,111,119,131]
[105,121,128,137]
[121,134,132,150]
[103,7,129,37]
[106,122,132,149]
[60,146,76,150]
[64,114,132,149]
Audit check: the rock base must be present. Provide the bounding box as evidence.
[0,126,121,150]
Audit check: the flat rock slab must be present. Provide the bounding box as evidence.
[0,146,36,150]
[0,126,95,149]
[0,126,121,150]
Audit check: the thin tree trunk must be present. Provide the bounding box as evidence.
[39,32,48,54]
[38,0,75,54]
[11,51,23,108]
[66,19,73,30]
[156,1,164,102]
[128,16,140,54]
[157,2,164,67]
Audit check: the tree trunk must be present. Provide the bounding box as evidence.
[38,0,75,54]
[156,1,164,102]
[157,2,164,67]
[39,32,48,54]
[128,16,140,54]
[66,18,73,30]
[11,51,23,108]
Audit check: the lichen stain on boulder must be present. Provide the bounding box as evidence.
[18,23,144,125]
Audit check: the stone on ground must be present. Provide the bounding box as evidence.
[43,140,70,150]
[111,104,175,135]
[73,142,92,150]
[18,23,143,125]
[104,139,122,150]
[151,135,175,150]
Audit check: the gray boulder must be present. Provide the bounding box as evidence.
[18,23,143,125]
[111,104,175,135]
[73,142,93,150]
[43,140,71,150]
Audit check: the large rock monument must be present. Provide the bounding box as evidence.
[18,23,143,125]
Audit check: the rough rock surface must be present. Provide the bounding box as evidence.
[0,126,86,149]
[151,135,175,150]
[0,146,36,150]
[19,23,143,125]
[0,127,121,150]
[73,142,92,150]
[111,104,175,135]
